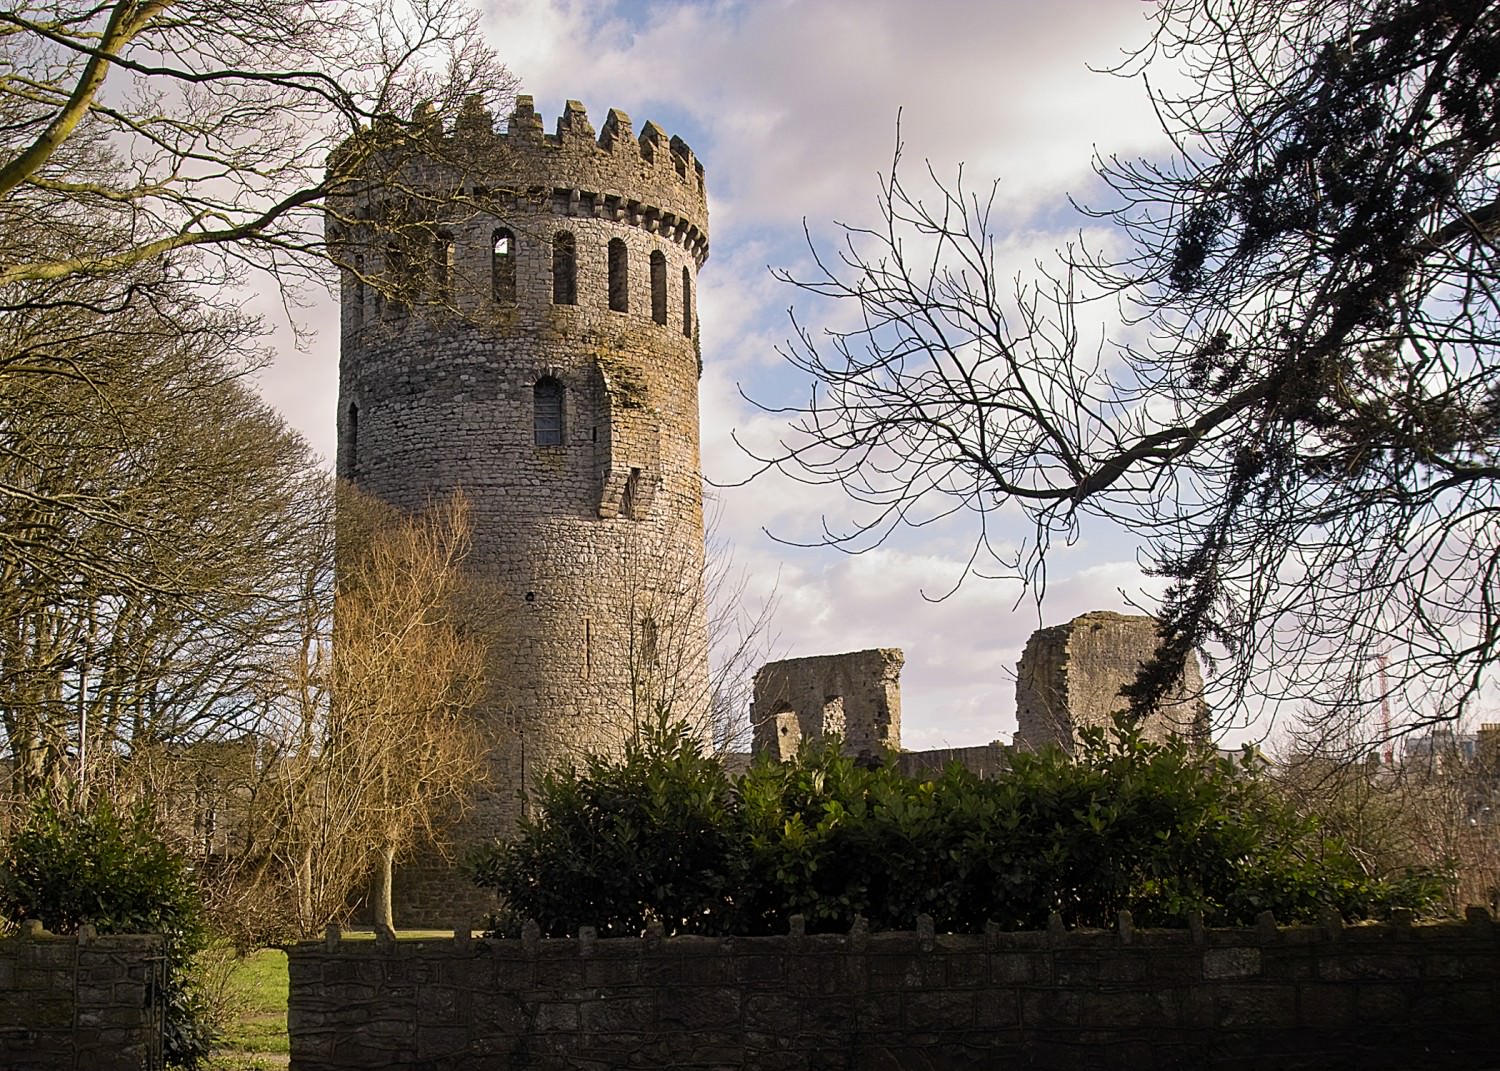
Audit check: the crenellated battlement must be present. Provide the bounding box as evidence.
[334,95,709,263]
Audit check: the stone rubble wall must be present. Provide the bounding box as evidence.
[896,742,1010,780]
[288,909,1499,1071]
[0,922,162,1071]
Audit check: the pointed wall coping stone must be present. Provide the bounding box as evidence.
[644,919,665,950]
[849,915,870,954]
[916,914,935,952]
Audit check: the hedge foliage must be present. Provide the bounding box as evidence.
[0,797,214,1068]
[469,718,1444,938]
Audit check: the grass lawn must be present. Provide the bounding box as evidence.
[206,948,289,1070]
[204,931,462,1070]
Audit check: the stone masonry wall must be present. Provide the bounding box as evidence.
[330,96,711,925]
[1015,611,1209,755]
[288,909,1500,1071]
[750,649,903,761]
[897,742,1010,780]
[0,922,163,1071]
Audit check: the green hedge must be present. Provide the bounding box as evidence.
[0,797,213,1068]
[469,718,1443,937]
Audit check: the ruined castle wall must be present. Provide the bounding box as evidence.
[331,98,710,925]
[1014,611,1208,754]
[896,742,1011,780]
[750,649,903,760]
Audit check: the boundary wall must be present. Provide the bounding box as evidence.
[288,908,1499,1070]
[0,921,163,1070]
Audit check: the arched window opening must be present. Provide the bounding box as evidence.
[433,232,453,303]
[492,228,516,304]
[552,232,577,305]
[649,251,667,325]
[607,238,629,312]
[534,377,564,445]
[681,266,693,337]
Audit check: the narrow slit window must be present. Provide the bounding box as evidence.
[681,266,693,337]
[607,238,629,312]
[492,228,516,304]
[640,613,659,666]
[353,255,365,326]
[433,232,453,303]
[552,231,577,305]
[621,465,642,518]
[650,251,667,325]
[385,244,407,319]
[534,377,564,445]
[345,401,359,475]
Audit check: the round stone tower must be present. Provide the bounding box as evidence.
[329,96,710,922]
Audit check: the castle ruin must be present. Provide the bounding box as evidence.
[750,649,904,762]
[750,612,1208,772]
[330,96,712,923]
[1014,610,1209,753]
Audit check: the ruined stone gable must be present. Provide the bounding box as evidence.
[750,649,904,761]
[1014,611,1208,754]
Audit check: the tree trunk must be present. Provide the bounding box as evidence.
[372,841,396,935]
[297,845,314,934]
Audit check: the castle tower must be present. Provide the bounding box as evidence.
[329,96,711,923]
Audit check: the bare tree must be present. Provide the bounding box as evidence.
[1274,717,1500,913]
[615,494,779,752]
[335,488,488,931]
[749,0,1499,737]
[0,274,322,799]
[0,0,514,293]
[0,0,520,623]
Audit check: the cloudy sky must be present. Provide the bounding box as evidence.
[257,0,1188,751]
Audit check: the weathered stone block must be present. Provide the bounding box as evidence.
[1203,946,1261,979]
[657,986,740,1029]
[533,1000,580,1032]
[1213,983,1297,1027]
[579,993,654,1032]
[905,989,974,1030]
